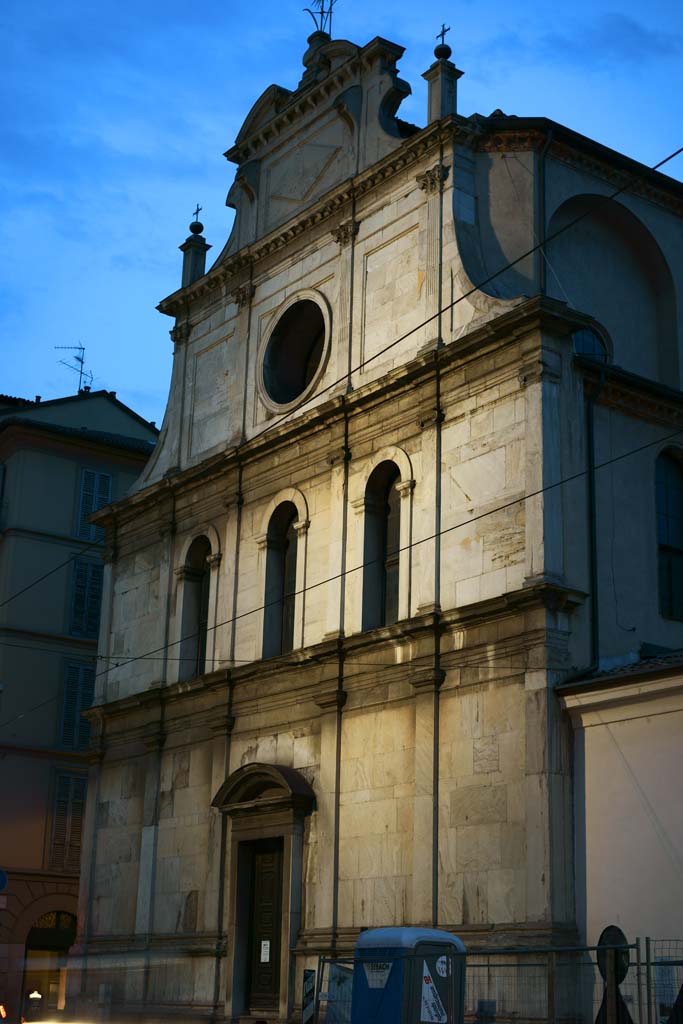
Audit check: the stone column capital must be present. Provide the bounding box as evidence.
[416,163,450,195]
[331,219,359,248]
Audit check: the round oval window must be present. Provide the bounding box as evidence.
[263,299,326,406]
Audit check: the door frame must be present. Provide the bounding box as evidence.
[213,764,315,1023]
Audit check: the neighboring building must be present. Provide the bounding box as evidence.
[0,390,157,1022]
[71,25,682,1024]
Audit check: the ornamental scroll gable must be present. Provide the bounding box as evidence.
[218,35,417,259]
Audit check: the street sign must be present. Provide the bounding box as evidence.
[597,925,630,985]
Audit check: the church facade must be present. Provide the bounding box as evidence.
[70,26,683,1024]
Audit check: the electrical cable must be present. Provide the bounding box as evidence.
[94,419,683,681]
[0,537,103,608]
[1,141,681,617]
[1,141,682,730]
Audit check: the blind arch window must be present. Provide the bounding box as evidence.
[656,451,683,620]
[262,502,298,659]
[362,461,401,631]
[179,536,212,680]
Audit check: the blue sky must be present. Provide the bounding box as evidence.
[2,0,682,425]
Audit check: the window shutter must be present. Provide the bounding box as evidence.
[50,775,72,869]
[77,470,112,541]
[71,561,88,635]
[65,777,87,870]
[50,774,87,871]
[71,560,104,638]
[85,563,104,637]
[77,470,97,539]
[61,665,81,748]
[62,665,95,749]
[77,666,95,750]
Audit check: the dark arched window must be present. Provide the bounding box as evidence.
[656,452,683,620]
[362,462,401,631]
[263,502,298,658]
[179,536,212,680]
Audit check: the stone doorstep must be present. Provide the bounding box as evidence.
[237,1015,283,1024]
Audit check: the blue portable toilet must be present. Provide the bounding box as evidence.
[350,927,466,1024]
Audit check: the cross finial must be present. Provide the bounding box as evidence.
[192,203,202,223]
[437,23,451,46]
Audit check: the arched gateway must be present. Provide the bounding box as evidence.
[212,764,315,1021]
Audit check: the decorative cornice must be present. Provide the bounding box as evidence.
[579,359,683,431]
[331,218,359,247]
[157,120,466,320]
[207,552,223,569]
[416,163,450,194]
[92,296,595,526]
[474,126,683,215]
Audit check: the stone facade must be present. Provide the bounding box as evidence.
[71,28,683,1024]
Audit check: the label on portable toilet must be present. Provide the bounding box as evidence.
[436,956,450,978]
[421,961,447,1023]
[363,961,392,989]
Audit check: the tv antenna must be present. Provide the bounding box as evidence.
[55,344,94,393]
[304,0,337,35]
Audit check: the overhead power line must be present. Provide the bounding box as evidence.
[2,142,681,617]
[0,140,681,732]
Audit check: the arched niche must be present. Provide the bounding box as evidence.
[212,764,315,1022]
[546,195,678,385]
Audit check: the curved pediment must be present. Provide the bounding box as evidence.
[234,84,293,149]
[212,762,316,817]
[218,35,417,258]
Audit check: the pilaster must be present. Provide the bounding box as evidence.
[410,667,444,925]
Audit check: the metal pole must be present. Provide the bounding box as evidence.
[636,939,644,1024]
[548,951,557,1024]
[645,938,653,1024]
[606,949,617,1024]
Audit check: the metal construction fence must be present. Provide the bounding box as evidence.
[315,940,683,1024]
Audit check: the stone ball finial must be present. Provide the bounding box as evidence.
[434,41,452,60]
[190,220,204,235]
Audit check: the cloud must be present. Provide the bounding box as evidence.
[542,12,680,68]
[475,12,680,76]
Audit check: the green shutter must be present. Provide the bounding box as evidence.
[71,561,104,638]
[61,665,81,748]
[77,470,112,541]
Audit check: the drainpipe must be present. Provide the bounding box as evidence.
[212,458,242,1016]
[538,129,554,296]
[585,366,606,673]
[212,671,233,1021]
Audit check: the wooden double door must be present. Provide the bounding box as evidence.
[247,838,284,1013]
